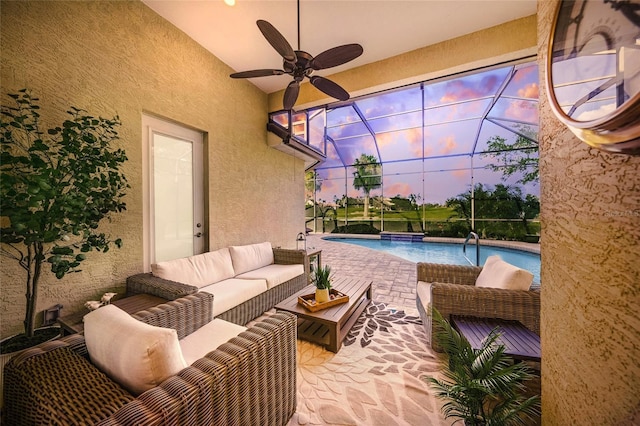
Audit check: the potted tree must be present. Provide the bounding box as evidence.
[0,89,129,353]
[424,309,540,426]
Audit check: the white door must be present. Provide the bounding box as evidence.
[142,115,205,270]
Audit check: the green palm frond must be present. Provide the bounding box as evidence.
[424,308,541,426]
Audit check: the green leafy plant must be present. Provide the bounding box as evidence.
[0,89,129,344]
[425,309,540,426]
[313,264,332,290]
[480,130,539,186]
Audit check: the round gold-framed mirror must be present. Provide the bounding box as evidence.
[546,0,640,154]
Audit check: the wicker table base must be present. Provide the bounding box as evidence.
[275,277,372,353]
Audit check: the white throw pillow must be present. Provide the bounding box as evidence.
[475,255,533,291]
[84,304,187,396]
[229,242,274,275]
[151,248,235,288]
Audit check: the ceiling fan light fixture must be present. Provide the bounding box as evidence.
[223,0,235,6]
[229,4,363,110]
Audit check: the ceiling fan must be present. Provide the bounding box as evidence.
[229,1,363,110]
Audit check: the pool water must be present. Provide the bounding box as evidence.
[328,238,541,284]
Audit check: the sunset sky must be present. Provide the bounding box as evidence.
[274,61,541,205]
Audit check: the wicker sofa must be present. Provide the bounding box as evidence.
[3,293,297,426]
[416,262,540,352]
[127,243,308,326]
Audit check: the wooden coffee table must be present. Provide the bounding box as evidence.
[275,277,372,353]
[450,316,541,363]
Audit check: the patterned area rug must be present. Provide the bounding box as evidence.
[284,301,448,426]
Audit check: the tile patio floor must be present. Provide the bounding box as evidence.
[305,234,420,313]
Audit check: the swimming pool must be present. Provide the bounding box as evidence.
[327,238,541,284]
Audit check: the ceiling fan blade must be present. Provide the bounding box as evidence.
[230,69,285,79]
[256,20,297,64]
[283,81,300,110]
[310,76,350,101]
[310,44,363,70]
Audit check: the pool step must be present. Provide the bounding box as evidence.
[380,232,424,243]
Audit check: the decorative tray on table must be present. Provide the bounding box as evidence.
[298,289,349,312]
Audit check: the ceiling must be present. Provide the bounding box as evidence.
[142,0,537,94]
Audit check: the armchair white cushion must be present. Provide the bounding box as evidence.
[179,319,247,365]
[475,255,534,291]
[84,304,187,396]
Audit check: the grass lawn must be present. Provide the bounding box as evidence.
[327,205,458,220]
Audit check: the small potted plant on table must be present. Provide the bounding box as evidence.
[313,265,332,303]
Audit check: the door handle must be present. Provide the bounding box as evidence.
[194,232,203,238]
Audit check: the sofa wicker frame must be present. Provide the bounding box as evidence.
[416,262,540,352]
[3,293,297,426]
[126,248,309,326]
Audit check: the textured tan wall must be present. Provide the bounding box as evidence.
[538,1,640,424]
[269,15,537,111]
[0,0,305,338]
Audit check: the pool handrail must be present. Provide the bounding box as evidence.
[463,231,480,266]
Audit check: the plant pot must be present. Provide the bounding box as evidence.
[315,288,330,303]
[0,326,61,409]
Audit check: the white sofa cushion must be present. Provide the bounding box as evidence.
[236,264,304,289]
[200,278,267,317]
[84,305,187,396]
[229,242,274,275]
[475,255,534,291]
[179,319,247,365]
[151,248,235,288]
[416,281,432,312]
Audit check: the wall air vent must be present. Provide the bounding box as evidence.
[266,121,325,170]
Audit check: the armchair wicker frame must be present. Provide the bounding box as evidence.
[416,262,540,352]
[3,293,297,426]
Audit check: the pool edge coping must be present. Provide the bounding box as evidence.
[317,233,541,255]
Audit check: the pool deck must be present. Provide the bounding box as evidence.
[305,233,540,313]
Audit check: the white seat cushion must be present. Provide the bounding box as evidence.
[236,264,304,289]
[200,278,267,317]
[475,255,534,291]
[151,248,236,288]
[179,319,247,365]
[416,281,432,313]
[84,305,187,396]
[229,242,274,275]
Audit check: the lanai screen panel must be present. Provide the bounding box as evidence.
[290,60,540,236]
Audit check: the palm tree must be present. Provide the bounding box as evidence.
[352,154,381,219]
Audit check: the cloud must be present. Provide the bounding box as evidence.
[504,99,539,123]
[439,74,500,103]
[513,65,537,83]
[438,135,458,154]
[518,83,539,99]
[575,103,615,121]
[385,182,413,197]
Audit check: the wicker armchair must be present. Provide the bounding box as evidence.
[3,293,297,426]
[416,262,540,352]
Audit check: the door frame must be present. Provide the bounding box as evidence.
[142,114,206,271]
